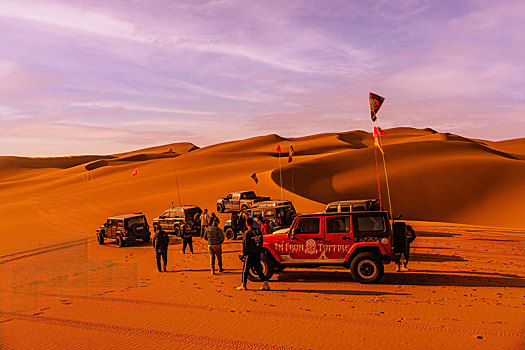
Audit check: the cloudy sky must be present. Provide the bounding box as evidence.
[0,0,523,156]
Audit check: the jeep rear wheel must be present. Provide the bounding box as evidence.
[217,203,224,213]
[241,204,248,211]
[350,252,383,283]
[247,253,274,282]
[97,233,105,245]
[116,236,125,247]
[225,228,236,240]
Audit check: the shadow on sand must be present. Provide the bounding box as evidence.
[275,271,525,288]
[411,252,468,262]
[270,289,409,296]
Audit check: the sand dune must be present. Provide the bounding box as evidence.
[1,128,524,349]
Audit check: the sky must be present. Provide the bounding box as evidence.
[0,0,523,156]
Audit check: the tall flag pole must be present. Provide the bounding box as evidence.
[277,144,283,200]
[169,148,182,207]
[288,145,295,204]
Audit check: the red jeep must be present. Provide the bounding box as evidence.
[252,211,406,283]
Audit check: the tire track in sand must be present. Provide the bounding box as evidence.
[0,238,95,265]
[0,311,297,350]
[3,290,523,339]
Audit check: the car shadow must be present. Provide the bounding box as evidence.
[275,271,525,288]
[416,231,460,238]
[411,252,468,262]
[269,289,409,296]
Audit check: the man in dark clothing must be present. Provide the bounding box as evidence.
[397,224,417,272]
[182,221,194,254]
[152,226,170,272]
[204,217,225,274]
[237,217,270,291]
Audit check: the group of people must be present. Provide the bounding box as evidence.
[230,211,275,236]
[152,209,270,291]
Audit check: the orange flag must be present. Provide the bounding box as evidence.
[132,168,138,177]
[374,137,384,154]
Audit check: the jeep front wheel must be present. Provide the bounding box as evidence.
[247,253,274,282]
[173,225,181,237]
[97,233,105,245]
[116,236,125,247]
[217,203,224,213]
[225,228,236,240]
[241,204,248,211]
[142,235,150,243]
[350,252,384,284]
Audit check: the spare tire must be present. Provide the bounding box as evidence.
[193,212,201,225]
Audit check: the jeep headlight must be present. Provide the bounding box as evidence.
[380,237,389,245]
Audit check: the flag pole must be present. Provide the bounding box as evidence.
[278,152,283,200]
[378,136,393,218]
[170,150,182,207]
[373,140,383,209]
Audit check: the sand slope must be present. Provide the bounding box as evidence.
[1,128,524,349]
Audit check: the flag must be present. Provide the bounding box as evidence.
[288,145,295,163]
[251,172,259,184]
[276,144,281,153]
[374,137,384,154]
[369,92,385,122]
[168,148,173,155]
[132,168,138,177]
[374,126,387,137]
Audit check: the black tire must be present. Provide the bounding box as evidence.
[173,225,181,237]
[217,203,224,213]
[225,228,235,240]
[247,253,274,282]
[97,232,105,245]
[142,235,150,243]
[241,204,248,211]
[116,236,125,247]
[193,212,201,226]
[350,252,384,283]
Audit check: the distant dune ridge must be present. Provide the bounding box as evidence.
[1,128,524,242]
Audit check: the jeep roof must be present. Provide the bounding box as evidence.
[295,211,387,218]
[164,205,200,211]
[252,200,294,208]
[108,213,145,220]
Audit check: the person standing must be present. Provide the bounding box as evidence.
[200,209,210,238]
[237,217,270,291]
[182,221,194,254]
[257,215,273,235]
[397,225,416,272]
[204,217,225,274]
[152,226,169,272]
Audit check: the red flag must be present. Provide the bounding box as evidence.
[369,92,385,122]
[276,144,281,153]
[251,172,259,184]
[374,126,387,137]
[288,145,294,163]
[168,148,173,155]
[132,168,138,177]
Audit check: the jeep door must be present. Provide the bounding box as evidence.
[106,219,115,239]
[324,215,353,260]
[288,217,323,261]
[232,193,241,210]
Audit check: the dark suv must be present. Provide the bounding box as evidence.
[97,213,151,247]
[152,205,202,236]
[223,200,296,240]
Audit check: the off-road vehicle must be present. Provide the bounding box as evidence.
[246,211,407,283]
[96,213,151,247]
[152,205,202,236]
[223,200,296,240]
[216,191,270,213]
[325,199,381,213]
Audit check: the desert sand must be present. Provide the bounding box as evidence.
[0,127,524,349]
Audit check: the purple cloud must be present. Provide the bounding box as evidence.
[0,0,523,156]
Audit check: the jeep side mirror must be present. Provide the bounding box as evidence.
[290,228,295,239]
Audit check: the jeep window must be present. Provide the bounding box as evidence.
[340,205,350,212]
[326,205,337,213]
[126,216,145,228]
[327,217,351,233]
[295,218,320,234]
[226,194,233,200]
[162,211,170,218]
[356,215,385,232]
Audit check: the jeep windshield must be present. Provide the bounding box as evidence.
[125,216,146,228]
